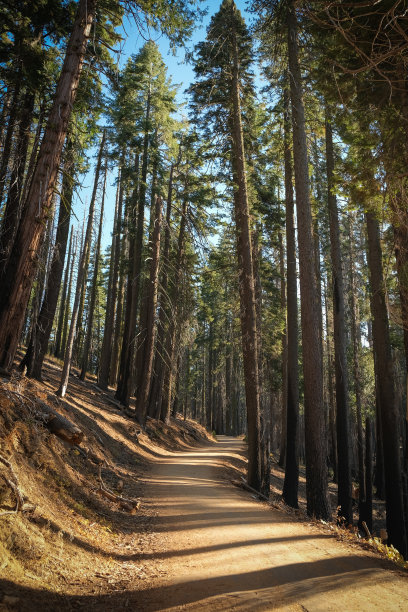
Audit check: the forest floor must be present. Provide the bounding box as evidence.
[0,354,407,611]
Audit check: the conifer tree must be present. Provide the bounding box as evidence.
[189,0,267,495]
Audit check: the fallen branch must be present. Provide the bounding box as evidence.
[35,401,83,445]
[362,521,372,539]
[96,465,140,513]
[0,385,83,446]
[0,454,24,517]
[231,477,270,502]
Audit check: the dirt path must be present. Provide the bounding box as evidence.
[129,436,407,611]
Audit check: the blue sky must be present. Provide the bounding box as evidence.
[72,0,253,252]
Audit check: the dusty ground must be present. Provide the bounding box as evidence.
[0,355,407,610]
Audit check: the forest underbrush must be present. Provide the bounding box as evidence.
[0,353,405,610]
[0,352,213,610]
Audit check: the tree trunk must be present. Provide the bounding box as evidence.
[22,146,75,379]
[325,112,352,524]
[365,210,407,557]
[80,162,107,379]
[161,192,188,424]
[0,91,35,276]
[0,0,96,370]
[278,225,287,469]
[282,80,299,509]
[98,167,123,389]
[54,226,74,358]
[363,417,373,534]
[148,163,174,418]
[230,27,263,495]
[135,195,162,424]
[56,130,105,398]
[287,0,330,519]
[109,235,126,387]
[116,90,151,405]
[349,215,366,527]
[0,78,21,206]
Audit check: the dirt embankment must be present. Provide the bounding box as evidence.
[0,354,213,610]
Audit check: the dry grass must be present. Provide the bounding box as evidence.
[0,353,213,610]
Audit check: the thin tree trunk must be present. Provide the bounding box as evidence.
[282,79,299,509]
[0,78,21,206]
[98,167,123,389]
[109,237,126,387]
[22,146,75,379]
[325,112,352,524]
[116,89,151,404]
[364,417,373,534]
[278,225,287,468]
[80,162,107,379]
[135,195,162,424]
[365,210,407,557]
[0,0,96,370]
[54,226,73,358]
[161,192,188,424]
[0,91,35,276]
[287,0,329,519]
[56,130,105,398]
[149,163,174,418]
[349,215,366,527]
[230,23,263,495]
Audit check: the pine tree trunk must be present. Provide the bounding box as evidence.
[98,168,123,389]
[115,158,140,405]
[278,225,287,468]
[54,226,74,358]
[135,195,162,424]
[116,91,151,405]
[287,0,329,519]
[0,91,35,276]
[161,193,188,424]
[365,210,407,556]
[282,80,299,509]
[364,417,373,534]
[0,78,21,206]
[0,0,96,370]
[109,239,126,387]
[56,130,105,398]
[148,163,174,418]
[325,113,352,524]
[80,163,107,379]
[349,215,366,527]
[230,28,263,495]
[23,147,75,379]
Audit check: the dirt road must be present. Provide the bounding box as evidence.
[133,436,407,611]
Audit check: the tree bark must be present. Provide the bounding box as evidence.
[287,0,330,519]
[80,162,107,379]
[0,0,97,370]
[161,191,188,424]
[0,78,21,206]
[282,80,299,509]
[135,195,162,424]
[22,146,75,379]
[148,163,174,418]
[54,226,74,358]
[56,129,105,398]
[98,167,123,389]
[230,26,263,495]
[116,89,151,405]
[325,112,352,524]
[349,215,366,527]
[0,91,35,276]
[365,210,407,557]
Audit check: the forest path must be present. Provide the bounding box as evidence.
[131,436,407,611]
